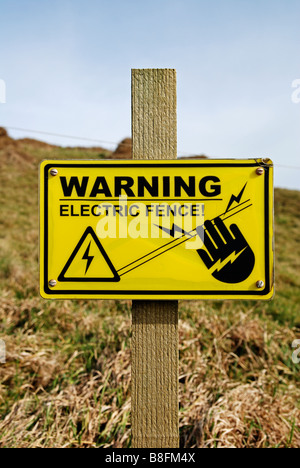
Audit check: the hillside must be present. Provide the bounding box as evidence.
[0,130,299,448]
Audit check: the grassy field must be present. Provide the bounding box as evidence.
[0,131,299,448]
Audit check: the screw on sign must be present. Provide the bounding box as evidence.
[39,69,274,448]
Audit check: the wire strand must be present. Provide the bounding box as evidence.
[5,126,119,147]
[274,164,300,170]
[3,126,300,169]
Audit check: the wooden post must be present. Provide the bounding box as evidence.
[131,69,179,448]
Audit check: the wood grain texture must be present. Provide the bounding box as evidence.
[132,69,177,160]
[131,69,179,448]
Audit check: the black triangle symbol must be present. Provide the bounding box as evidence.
[58,226,120,282]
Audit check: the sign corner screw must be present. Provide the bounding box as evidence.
[49,279,57,287]
[256,167,264,175]
[256,280,264,289]
[50,169,58,176]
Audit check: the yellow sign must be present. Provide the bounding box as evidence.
[39,159,274,300]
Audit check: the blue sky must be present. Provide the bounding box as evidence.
[0,0,299,189]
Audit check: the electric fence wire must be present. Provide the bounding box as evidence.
[4,126,300,170]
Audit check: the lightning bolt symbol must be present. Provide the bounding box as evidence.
[82,242,94,274]
[210,247,247,273]
[225,183,247,213]
[154,223,193,238]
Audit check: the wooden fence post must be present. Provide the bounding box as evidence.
[131,69,179,448]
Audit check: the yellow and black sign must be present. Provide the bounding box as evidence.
[39,159,274,300]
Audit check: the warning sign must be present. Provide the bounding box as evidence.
[39,159,274,300]
[58,227,120,282]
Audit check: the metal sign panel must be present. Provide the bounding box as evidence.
[39,159,274,300]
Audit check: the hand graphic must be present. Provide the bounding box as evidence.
[197,217,255,284]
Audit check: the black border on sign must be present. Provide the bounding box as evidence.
[43,162,271,297]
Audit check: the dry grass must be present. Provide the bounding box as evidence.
[178,304,299,447]
[0,131,299,448]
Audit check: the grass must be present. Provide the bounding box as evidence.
[0,132,299,447]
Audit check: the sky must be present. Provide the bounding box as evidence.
[0,0,299,189]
